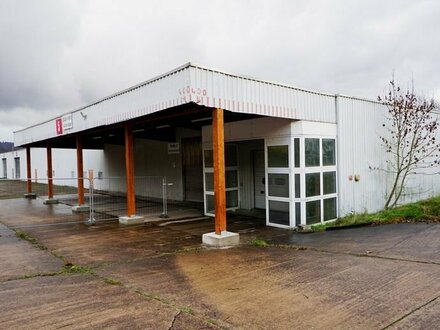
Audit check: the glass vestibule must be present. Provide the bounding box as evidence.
[266,141,292,227]
[203,143,239,216]
[302,137,337,225]
[265,136,337,229]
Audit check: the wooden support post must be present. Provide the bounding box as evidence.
[124,122,136,216]
[26,146,32,193]
[76,135,85,206]
[46,145,54,199]
[212,108,226,234]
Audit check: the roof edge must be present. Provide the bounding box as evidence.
[14,62,193,134]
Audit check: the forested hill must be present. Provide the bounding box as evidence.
[0,142,14,153]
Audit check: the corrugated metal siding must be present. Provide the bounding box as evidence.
[336,96,440,216]
[16,62,338,147]
[15,65,191,146]
[337,96,389,215]
[190,65,336,123]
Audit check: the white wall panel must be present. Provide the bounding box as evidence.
[336,96,440,216]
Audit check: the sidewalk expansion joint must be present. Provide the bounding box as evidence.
[380,293,440,329]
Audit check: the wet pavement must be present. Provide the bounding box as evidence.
[1,198,440,329]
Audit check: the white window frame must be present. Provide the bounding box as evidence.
[202,143,240,217]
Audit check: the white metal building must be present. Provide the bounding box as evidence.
[11,63,440,230]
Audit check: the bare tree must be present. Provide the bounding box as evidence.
[378,80,440,209]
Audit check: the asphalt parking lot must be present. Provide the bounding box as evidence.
[1,198,440,329]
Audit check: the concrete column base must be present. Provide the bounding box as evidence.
[44,199,59,205]
[202,231,240,247]
[24,193,37,199]
[72,205,90,213]
[119,215,145,225]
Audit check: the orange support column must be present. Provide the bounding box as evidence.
[125,122,136,217]
[202,108,239,246]
[212,108,227,234]
[119,122,143,224]
[43,144,58,204]
[76,135,85,206]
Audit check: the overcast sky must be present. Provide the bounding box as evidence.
[1,0,439,142]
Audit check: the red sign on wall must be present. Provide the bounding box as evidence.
[56,118,63,135]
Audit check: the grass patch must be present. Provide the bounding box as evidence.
[103,277,122,286]
[312,195,440,231]
[15,229,48,250]
[61,263,92,274]
[178,306,194,315]
[249,239,269,247]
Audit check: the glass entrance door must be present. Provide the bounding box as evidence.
[266,142,291,227]
[203,143,239,216]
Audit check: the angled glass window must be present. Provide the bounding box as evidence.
[323,171,336,195]
[322,139,336,166]
[305,173,320,197]
[324,197,337,221]
[268,145,289,168]
[269,200,290,226]
[305,138,320,167]
[306,200,321,224]
[294,138,300,168]
[295,173,301,198]
[268,173,289,198]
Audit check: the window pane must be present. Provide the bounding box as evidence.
[305,138,320,167]
[205,172,213,191]
[323,139,336,166]
[268,145,289,168]
[268,173,289,197]
[295,173,301,198]
[269,200,290,226]
[226,170,238,188]
[295,202,301,226]
[306,200,321,224]
[204,150,213,168]
[226,190,239,208]
[206,194,215,213]
[323,171,336,194]
[324,197,337,221]
[305,173,320,197]
[225,144,238,167]
[294,138,300,167]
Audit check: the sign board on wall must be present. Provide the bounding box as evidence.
[168,142,180,154]
[55,118,63,135]
[62,113,73,130]
[55,113,73,135]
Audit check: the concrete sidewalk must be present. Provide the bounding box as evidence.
[1,198,440,329]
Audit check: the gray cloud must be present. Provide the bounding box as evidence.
[1,0,439,141]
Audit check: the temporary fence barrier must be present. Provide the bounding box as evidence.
[0,175,169,226]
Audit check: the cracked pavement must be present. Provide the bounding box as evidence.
[1,198,440,329]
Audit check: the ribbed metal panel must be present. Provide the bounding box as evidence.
[14,64,191,146]
[190,65,336,122]
[336,95,440,216]
[16,63,336,147]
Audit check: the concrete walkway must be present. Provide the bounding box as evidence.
[1,198,440,329]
